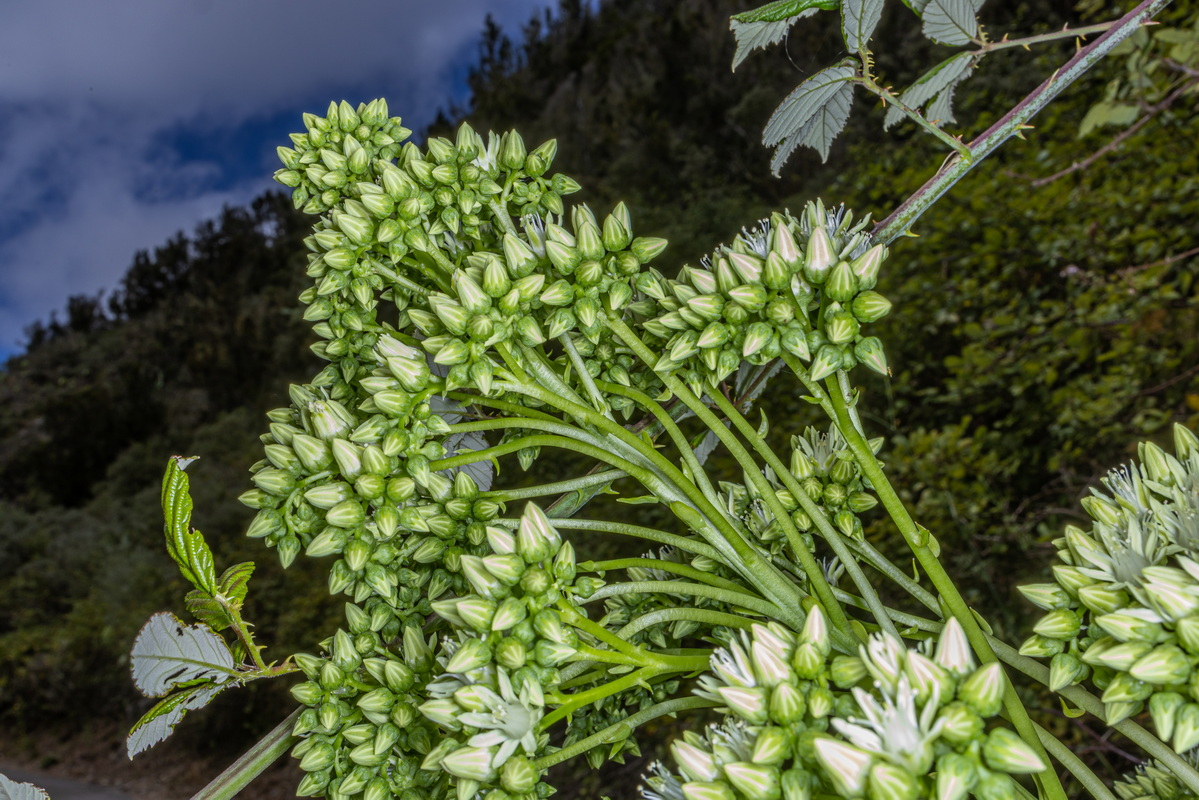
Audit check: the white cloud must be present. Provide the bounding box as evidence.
[0,0,546,356]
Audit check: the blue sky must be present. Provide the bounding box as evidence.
[0,0,549,360]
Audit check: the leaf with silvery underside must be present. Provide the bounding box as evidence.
[764,63,856,146]
[0,773,51,800]
[884,52,974,129]
[131,612,239,698]
[161,456,218,596]
[921,0,983,46]
[126,681,232,758]
[439,431,494,491]
[730,0,840,70]
[769,71,855,173]
[841,0,885,52]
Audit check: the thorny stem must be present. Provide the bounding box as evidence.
[978,22,1119,54]
[873,0,1173,245]
[857,76,974,158]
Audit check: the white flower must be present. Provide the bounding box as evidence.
[833,676,943,776]
[459,669,544,768]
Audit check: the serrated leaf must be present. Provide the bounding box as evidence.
[218,562,255,607]
[764,63,856,147]
[884,52,974,129]
[907,0,932,12]
[770,78,855,173]
[131,612,238,697]
[841,0,884,51]
[0,774,50,800]
[438,431,494,491]
[127,681,230,758]
[184,591,235,632]
[730,0,839,70]
[922,0,982,45]
[161,457,218,595]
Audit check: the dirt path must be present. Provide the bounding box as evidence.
[0,764,132,800]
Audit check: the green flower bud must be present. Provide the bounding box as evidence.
[306,527,346,559]
[959,663,1005,717]
[812,737,871,797]
[830,654,868,687]
[251,467,295,496]
[716,686,770,724]
[631,236,668,263]
[500,756,540,794]
[727,283,768,311]
[533,638,574,666]
[938,701,985,746]
[446,637,492,674]
[1051,564,1094,595]
[803,228,835,285]
[853,337,888,376]
[326,498,365,529]
[291,681,324,706]
[681,782,737,800]
[724,762,780,800]
[1032,608,1081,641]
[1130,644,1191,685]
[492,596,528,631]
[850,244,885,290]
[298,742,335,773]
[1076,584,1128,615]
[1048,652,1089,692]
[1101,671,1153,704]
[1018,633,1065,659]
[808,345,841,381]
[851,290,892,323]
[1173,703,1199,752]
[603,211,631,252]
[1017,583,1072,611]
[983,728,1045,774]
[868,762,919,800]
[825,262,857,304]
[750,727,790,767]
[1095,611,1166,643]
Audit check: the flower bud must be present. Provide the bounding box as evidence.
[812,737,871,797]
[959,663,1005,717]
[1047,652,1089,692]
[724,762,779,800]
[983,728,1045,774]
[868,762,919,800]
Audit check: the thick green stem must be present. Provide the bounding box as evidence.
[604,313,852,639]
[594,377,722,508]
[560,334,612,416]
[483,469,625,502]
[707,389,898,639]
[520,517,726,564]
[582,557,756,595]
[617,607,758,639]
[585,580,783,619]
[189,708,300,800]
[1032,723,1116,800]
[488,198,519,238]
[445,390,561,424]
[498,377,816,635]
[534,696,719,769]
[823,379,1063,799]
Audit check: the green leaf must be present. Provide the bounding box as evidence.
[764,62,855,145]
[126,681,232,758]
[617,495,661,505]
[921,0,982,46]
[1077,101,1139,138]
[841,0,884,52]
[0,773,51,800]
[218,562,255,607]
[766,65,856,173]
[131,612,238,697]
[730,0,839,70]
[732,0,839,23]
[884,52,974,130]
[161,456,218,595]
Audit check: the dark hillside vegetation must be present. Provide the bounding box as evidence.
[0,2,1196,795]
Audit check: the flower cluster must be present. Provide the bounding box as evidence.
[1019,424,1199,749]
[638,202,891,397]
[647,617,1045,800]
[1113,754,1199,800]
